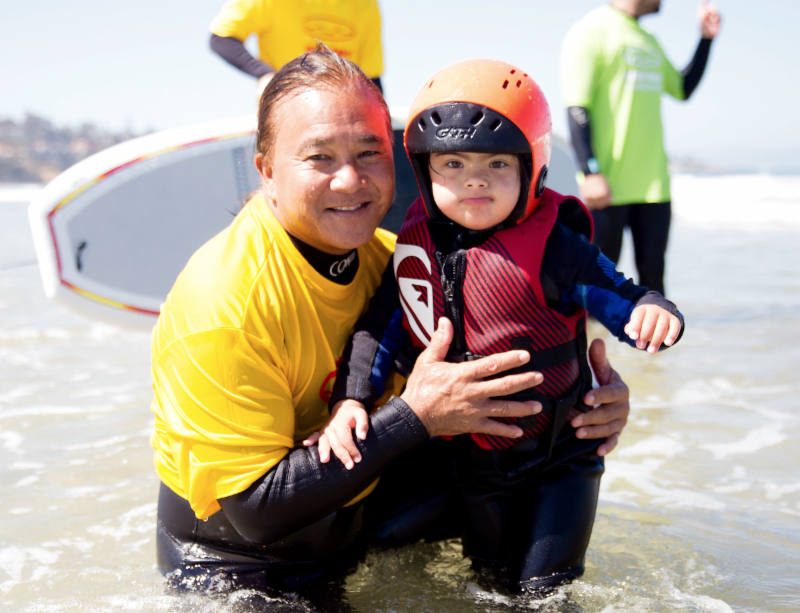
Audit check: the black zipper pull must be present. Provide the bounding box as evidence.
[436,251,455,302]
[443,278,454,302]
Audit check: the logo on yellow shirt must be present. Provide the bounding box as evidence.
[303,16,357,43]
[320,357,344,403]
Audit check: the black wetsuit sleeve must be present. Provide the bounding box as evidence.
[209,33,274,78]
[567,106,597,175]
[542,222,684,348]
[218,397,428,545]
[681,38,712,99]
[329,259,404,411]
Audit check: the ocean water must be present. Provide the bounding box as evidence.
[1,174,798,612]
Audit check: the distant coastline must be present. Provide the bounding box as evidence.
[1,114,796,185]
[0,115,146,184]
[668,158,800,176]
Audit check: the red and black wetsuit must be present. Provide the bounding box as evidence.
[329,190,683,589]
[331,190,681,450]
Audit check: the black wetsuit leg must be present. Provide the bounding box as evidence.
[512,448,604,592]
[453,433,604,592]
[157,481,369,589]
[590,204,630,265]
[453,436,520,563]
[365,436,459,542]
[628,202,671,296]
[156,437,458,589]
[591,202,671,295]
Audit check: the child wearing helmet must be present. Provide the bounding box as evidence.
[313,59,683,593]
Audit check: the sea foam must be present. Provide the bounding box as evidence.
[672,173,800,228]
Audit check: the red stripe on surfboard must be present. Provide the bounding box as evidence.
[59,279,160,316]
[46,210,64,279]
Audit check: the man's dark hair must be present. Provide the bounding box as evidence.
[256,43,392,158]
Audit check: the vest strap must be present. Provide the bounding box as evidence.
[446,336,579,384]
[491,378,585,478]
[510,337,579,372]
[534,378,583,462]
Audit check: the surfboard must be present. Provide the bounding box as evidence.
[28,111,579,330]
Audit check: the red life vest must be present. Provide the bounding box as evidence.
[394,189,594,454]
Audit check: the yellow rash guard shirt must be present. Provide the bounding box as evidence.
[150,194,399,519]
[210,0,384,78]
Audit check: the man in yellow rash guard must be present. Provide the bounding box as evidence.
[209,0,384,93]
[153,47,634,591]
[150,193,399,520]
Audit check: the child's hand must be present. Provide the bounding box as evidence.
[625,305,681,354]
[302,400,369,469]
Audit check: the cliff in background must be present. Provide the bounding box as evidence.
[0,115,144,184]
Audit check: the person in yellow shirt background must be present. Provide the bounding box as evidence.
[209,0,385,96]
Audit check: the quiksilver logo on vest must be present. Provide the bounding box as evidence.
[436,127,476,139]
[329,250,356,277]
[394,244,435,347]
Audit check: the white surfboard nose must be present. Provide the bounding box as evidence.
[28,116,259,329]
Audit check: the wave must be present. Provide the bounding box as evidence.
[672,173,800,228]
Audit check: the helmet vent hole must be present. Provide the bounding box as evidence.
[523,73,528,77]
[516,80,522,88]
[469,111,484,125]
[430,111,442,126]
[428,80,434,88]
[502,80,509,89]
[490,119,502,131]
[510,69,516,74]
[418,118,427,131]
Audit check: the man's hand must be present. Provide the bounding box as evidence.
[699,0,721,39]
[580,173,612,210]
[625,304,681,354]
[302,399,369,470]
[400,318,542,439]
[571,339,630,456]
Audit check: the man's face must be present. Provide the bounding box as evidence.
[257,87,395,255]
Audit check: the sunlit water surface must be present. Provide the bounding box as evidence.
[1,174,798,612]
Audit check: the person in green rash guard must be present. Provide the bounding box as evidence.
[561,0,721,295]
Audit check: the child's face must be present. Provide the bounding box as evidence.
[429,152,521,230]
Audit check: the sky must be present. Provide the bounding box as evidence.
[1,0,799,172]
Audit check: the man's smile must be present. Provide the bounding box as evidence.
[328,202,370,212]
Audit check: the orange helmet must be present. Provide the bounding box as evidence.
[404,59,552,225]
